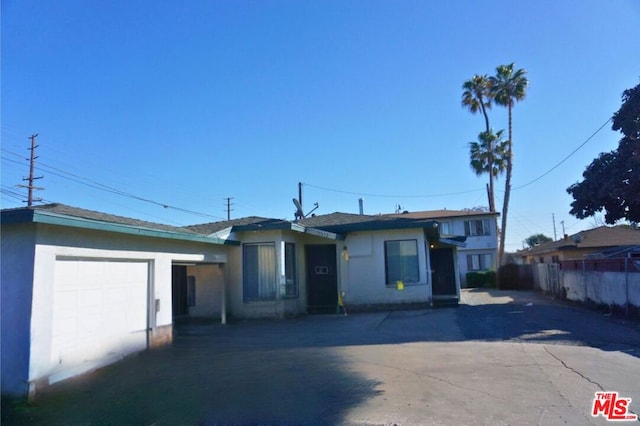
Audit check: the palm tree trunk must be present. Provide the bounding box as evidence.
[499,102,514,267]
[488,171,495,212]
[480,103,490,134]
[481,102,495,212]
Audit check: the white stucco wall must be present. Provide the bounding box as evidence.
[1,224,37,396]
[563,269,640,308]
[186,264,224,317]
[341,229,432,306]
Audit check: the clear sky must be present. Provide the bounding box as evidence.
[2,0,639,252]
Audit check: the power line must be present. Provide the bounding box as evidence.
[512,118,612,191]
[303,182,485,199]
[305,117,612,200]
[1,147,226,221]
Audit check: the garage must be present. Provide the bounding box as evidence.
[50,258,149,383]
[2,203,231,397]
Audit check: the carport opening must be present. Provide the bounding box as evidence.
[171,262,227,324]
[172,265,191,318]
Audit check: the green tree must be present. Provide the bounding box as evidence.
[489,63,529,265]
[469,129,508,213]
[462,75,493,133]
[524,233,553,248]
[567,81,640,224]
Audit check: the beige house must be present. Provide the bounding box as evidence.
[517,226,640,264]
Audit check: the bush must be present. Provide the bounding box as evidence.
[466,271,496,288]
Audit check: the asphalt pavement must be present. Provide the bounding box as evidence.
[3,289,640,425]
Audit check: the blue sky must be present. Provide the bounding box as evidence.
[2,0,639,251]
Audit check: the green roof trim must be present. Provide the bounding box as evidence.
[2,207,239,246]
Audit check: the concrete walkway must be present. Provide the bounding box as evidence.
[3,289,640,425]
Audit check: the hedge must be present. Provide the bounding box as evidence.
[466,270,497,288]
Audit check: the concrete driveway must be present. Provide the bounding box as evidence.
[4,289,640,425]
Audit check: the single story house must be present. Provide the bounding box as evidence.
[188,212,467,319]
[517,226,640,265]
[2,204,466,398]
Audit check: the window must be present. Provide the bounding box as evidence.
[551,255,560,264]
[283,242,297,297]
[464,219,491,236]
[438,221,451,235]
[467,253,493,271]
[384,240,419,285]
[243,243,277,301]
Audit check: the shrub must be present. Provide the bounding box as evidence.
[466,270,496,288]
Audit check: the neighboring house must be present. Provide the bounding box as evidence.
[517,226,640,264]
[2,204,467,398]
[387,209,499,287]
[1,204,231,397]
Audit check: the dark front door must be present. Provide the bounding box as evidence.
[172,265,188,317]
[306,245,338,313]
[430,248,457,298]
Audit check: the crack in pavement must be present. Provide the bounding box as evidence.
[352,357,506,402]
[521,343,589,424]
[543,346,605,392]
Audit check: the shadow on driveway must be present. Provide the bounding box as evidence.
[4,289,639,424]
[5,337,382,425]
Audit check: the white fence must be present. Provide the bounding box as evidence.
[532,260,640,315]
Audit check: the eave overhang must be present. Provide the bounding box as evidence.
[303,227,345,241]
[2,209,239,246]
[438,236,467,248]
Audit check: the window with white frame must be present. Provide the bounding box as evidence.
[384,239,419,285]
[438,221,451,235]
[464,219,491,236]
[466,253,493,271]
[243,243,277,301]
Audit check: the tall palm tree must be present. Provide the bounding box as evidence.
[489,63,529,265]
[469,129,508,213]
[461,74,493,133]
[462,74,497,211]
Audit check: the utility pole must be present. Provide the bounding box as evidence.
[224,197,234,220]
[20,134,43,206]
[552,213,557,240]
[560,220,566,236]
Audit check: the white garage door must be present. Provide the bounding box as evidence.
[51,258,149,383]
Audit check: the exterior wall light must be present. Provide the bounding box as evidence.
[342,246,349,261]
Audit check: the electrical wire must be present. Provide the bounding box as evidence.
[307,111,616,199]
[303,182,485,198]
[1,149,226,221]
[512,118,612,191]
